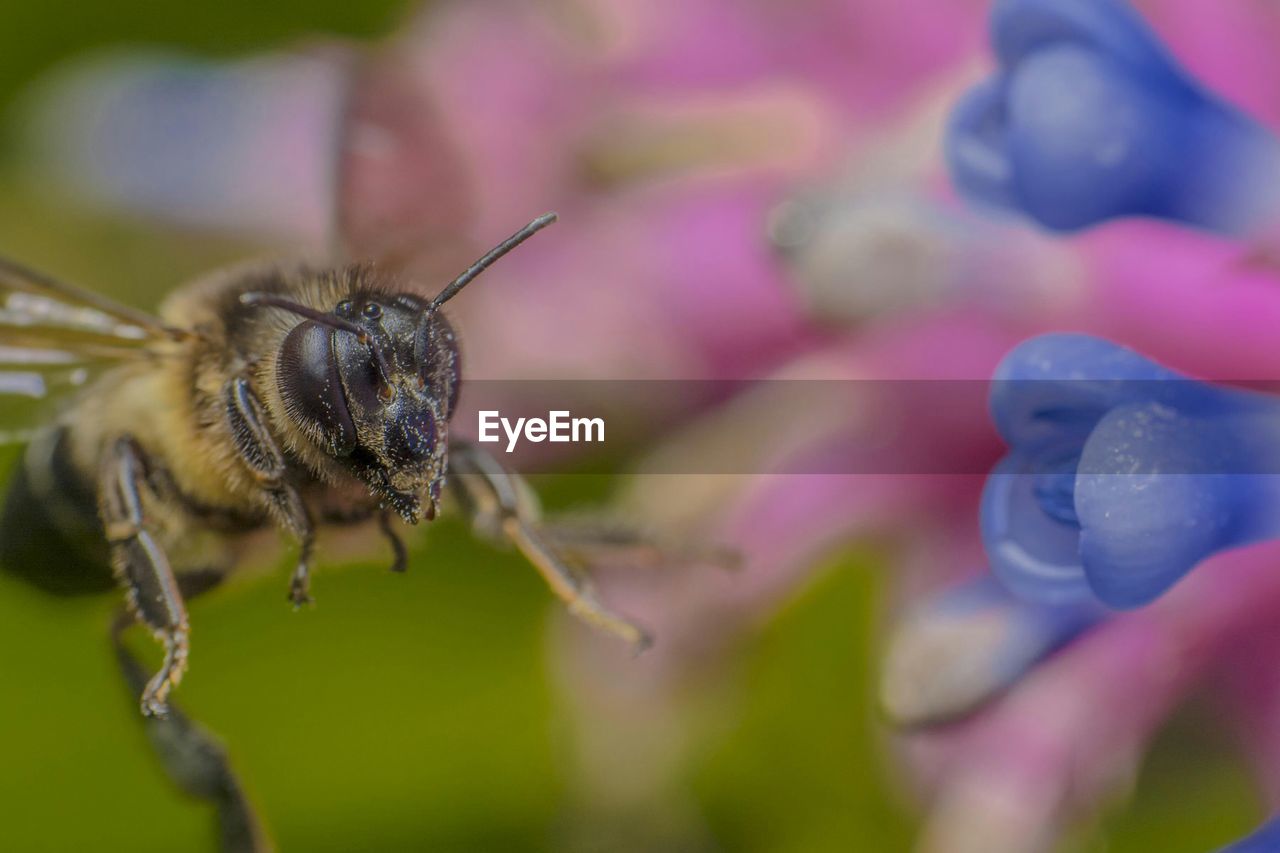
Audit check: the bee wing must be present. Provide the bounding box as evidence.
[0,255,181,351]
[0,256,182,445]
[0,356,106,445]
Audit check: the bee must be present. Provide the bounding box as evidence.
[0,213,650,729]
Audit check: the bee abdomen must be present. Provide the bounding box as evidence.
[0,427,113,595]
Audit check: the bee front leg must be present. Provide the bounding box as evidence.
[271,486,316,608]
[538,515,741,573]
[448,441,651,651]
[224,376,315,607]
[100,436,190,717]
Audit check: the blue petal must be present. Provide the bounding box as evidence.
[983,451,1094,602]
[949,0,1280,233]
[1077,401,1280,606]
[946,78,1019,216]
[1075,402,1242,606]
[1003,44,1193,231]
[990,0,1182,84]
[989,333,1183,454]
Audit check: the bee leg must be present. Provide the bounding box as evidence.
[111,574,272,853]
[379,508,409,573]
[224,376,315,607]
[101,436,190,718]
[273,486,315,608]
[540,515,741,573]
[448,441,652,651]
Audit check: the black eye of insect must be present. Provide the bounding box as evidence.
[277,320,359,456]
[362,303,382,320]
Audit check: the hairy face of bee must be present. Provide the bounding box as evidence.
[277,293,459,523]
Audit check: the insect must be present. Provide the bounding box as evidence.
[0,215,652,842]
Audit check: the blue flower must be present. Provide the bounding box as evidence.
[947,0,1280,234]
[879,574,1103,726]
[983,334,1280,607]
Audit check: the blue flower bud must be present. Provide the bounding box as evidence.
[947,0,1280,234]
[984,334,1280,606]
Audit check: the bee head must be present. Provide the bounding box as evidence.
[271,295,454,522]
[244,213,556,524]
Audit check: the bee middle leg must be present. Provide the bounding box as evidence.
[448,441,651,650]
[101,436,191,717]
[111,570,272,853]
[224,376,315,606]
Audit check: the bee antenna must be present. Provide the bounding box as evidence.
[241,292,394,390]
[431,212,558,308]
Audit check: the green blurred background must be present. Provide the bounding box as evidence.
[0,1,1262,850]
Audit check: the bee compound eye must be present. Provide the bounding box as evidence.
[278,321,358,455]
[332,326,385,413]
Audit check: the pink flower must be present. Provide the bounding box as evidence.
[23,1,1280,849]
